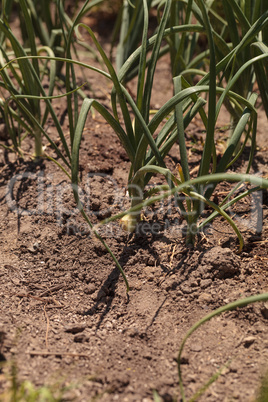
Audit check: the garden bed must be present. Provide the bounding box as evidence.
[0,4,268,402]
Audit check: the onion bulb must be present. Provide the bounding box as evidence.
[119,213,138,232]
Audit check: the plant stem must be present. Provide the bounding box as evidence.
[129,177,144,221]
[185,209,197,247]
[34,127,43,158]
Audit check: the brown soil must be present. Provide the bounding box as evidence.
[0,15,268,402]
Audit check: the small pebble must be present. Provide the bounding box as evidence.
[74,333,88,343]
[190,343,202,352]
[199,293,212,303]
[64,323,87,334]
[243,336,256,347]
[261,302,268,319]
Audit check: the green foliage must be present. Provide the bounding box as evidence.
[196,0,268,118]
[112,0,206,82]
[111,0,155,75]
[1,4,268,401]
[0,4,268,399]
[256,370,268,402]
[0,361,65,402]
[95,0,268,250]
[177,292,268,401]
[0,0,103,158]
[70,0,207,235]
[0,3,56,157]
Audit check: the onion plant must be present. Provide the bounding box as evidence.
[162,0,208,79]
[1,0,102,67]
[71,0,207,233]
[112,0,154,74]
[2,0,66,57]
[96,0,268,250]
[1,0,268,286]
[0,0,57,158]
[112,0,206,83]
[66,0,268,254]
[3,0,205,286]
[170,0,268,247]
[177,292,268,402]
[180,0,268,118]
[0,0,103,158]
